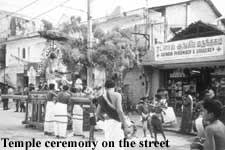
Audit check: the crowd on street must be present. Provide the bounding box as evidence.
[0,77,225,150]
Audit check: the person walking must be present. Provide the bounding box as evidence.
[44,84,57,135]
[54,85,71,138]
[96,80,129,149]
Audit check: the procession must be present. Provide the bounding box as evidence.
[1,0,225,150]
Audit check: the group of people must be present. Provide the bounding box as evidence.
[43,83,84,138]
[137,88,177,141]
[42,79,133,145]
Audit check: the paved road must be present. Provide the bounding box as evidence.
[0,105,194,150]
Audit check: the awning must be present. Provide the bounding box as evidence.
[142,57,225,69]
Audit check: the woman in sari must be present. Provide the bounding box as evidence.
[180,91,193,133]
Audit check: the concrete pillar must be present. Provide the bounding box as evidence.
[151,68,160,97]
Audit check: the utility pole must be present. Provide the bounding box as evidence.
[145,0,150,50]
[87,0,93,62]
[4,65,5,84]
[3,47,6,85]
[87,0,94,88]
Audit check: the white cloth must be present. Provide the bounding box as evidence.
[195,116,205,138]
[28,102,32,119]
[72,105,83,135]
[162,107,177,125]
[54,103,68,137]
[75,78,83,90]
[8,88,14,103]
[103,119,124,150]
[44,101,55,133]
[94,119,125,150]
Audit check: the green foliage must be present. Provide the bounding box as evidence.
[56,16,146,77]
[91,28,139,73]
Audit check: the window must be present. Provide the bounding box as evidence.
[22,48,26,59]
[18,48,20,57]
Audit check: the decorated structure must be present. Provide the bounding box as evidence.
[39,30,71,90]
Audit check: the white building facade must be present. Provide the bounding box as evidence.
[1,33,47,88]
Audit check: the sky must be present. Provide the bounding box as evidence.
[0,0,224,26]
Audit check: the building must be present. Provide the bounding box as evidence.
[146,0,225,43]
[95,0,225,44]
[141,0,225,99]
[0,10,45,88]
[93,0,225,105]
[0,32,47,88]
[142,21,225,116]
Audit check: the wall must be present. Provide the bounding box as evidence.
[187,0,218,25]
[166,3,187,28]
[6,36,46,67]
[123,67,146,105]
[164,0,223,41]
[3,36,46,87]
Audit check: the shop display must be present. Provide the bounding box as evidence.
[167,69,198,116]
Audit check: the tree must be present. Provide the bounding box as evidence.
[55,16,147,87]
[91,27,145,81]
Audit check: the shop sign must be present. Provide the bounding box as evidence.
[154,35,225,61]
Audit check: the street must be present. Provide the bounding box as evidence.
[0,102,194,150]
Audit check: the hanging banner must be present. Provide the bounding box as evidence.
[154,35,225,61]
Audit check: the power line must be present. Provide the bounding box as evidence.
[0,0,41,21]
[60,5,87,14]
[0,0,71,38]
[31,0,71,20]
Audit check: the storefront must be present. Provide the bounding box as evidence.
[161,66,225,116]
[142,21,225,116]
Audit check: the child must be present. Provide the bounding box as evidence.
[151,105,166,141]
[137,97,154,138]
[151,94,166,141]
